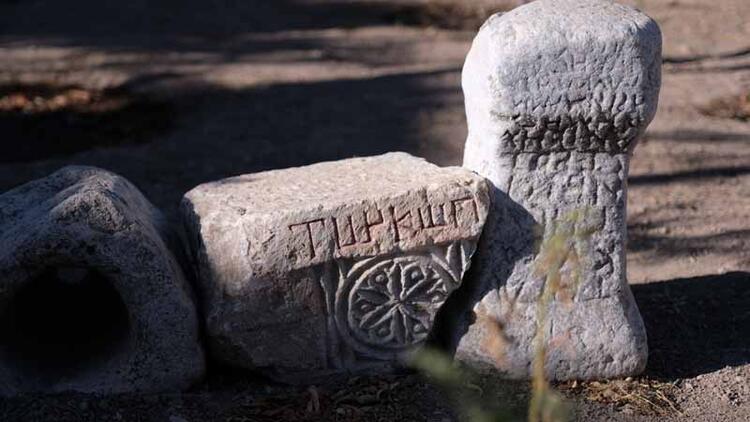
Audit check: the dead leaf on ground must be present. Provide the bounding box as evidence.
[699,92,750,121]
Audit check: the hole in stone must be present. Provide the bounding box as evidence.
[0,267,131,379]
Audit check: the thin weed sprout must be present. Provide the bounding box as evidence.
[528,209,597,422]
[411,209,598,422]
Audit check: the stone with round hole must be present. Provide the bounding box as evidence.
[0,166,205,395]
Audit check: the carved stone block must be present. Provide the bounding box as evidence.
[454,0,661,379]
[181,152,489,381]
[0,166,205,395]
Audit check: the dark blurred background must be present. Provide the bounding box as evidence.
[0,1,748,420]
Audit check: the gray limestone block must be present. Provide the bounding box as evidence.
[180,152,490,381]
[0,166,205,395]
[455,0,661,379]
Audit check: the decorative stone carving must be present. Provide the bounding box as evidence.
[181,153,489,381]
[453,0,661,379]
[0,166,205,395]
[335,243,469,359]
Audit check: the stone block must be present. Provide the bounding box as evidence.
[0,166,205,395]
[455,0,661,379]
[181,152,489,381]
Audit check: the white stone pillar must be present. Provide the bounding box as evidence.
[456,0,661,379]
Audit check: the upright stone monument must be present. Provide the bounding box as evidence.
[454,0,661,379]
[0,167,205,395]
[181,153,489,381]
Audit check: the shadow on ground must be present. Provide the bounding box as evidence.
[0,66,464,222]
[0,0,505,52]
[632,272,750,379]
[645,129,750,143]
[0,0,470,204]
[629,166,750,185]
[0,84,174,163]
[0,373,455,422]
[628,224,750,258]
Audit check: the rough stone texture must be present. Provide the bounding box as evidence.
[455,0,661,379]
[181,152,489,381]
[0,166,205,395]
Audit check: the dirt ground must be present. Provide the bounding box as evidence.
[0,0,748,421]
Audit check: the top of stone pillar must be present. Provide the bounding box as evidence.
[462,0,661,156]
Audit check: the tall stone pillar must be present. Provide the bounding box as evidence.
[455,0,661,379]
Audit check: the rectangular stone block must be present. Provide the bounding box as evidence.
[180,152,489,381]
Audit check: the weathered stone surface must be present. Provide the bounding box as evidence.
[181,152,489,381]
[0,166,205,395]
[454,0,661,379]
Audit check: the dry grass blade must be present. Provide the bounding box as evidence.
[306,386,321,414]
[560,378,682,417]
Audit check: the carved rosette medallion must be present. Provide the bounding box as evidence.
[335,245,466,359]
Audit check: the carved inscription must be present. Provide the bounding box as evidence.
[503,152,625,301]
[288,218,326,258]
[288,197,480,260]
[497,113,642,154]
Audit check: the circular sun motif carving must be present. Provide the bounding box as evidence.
[336,254,458,356]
